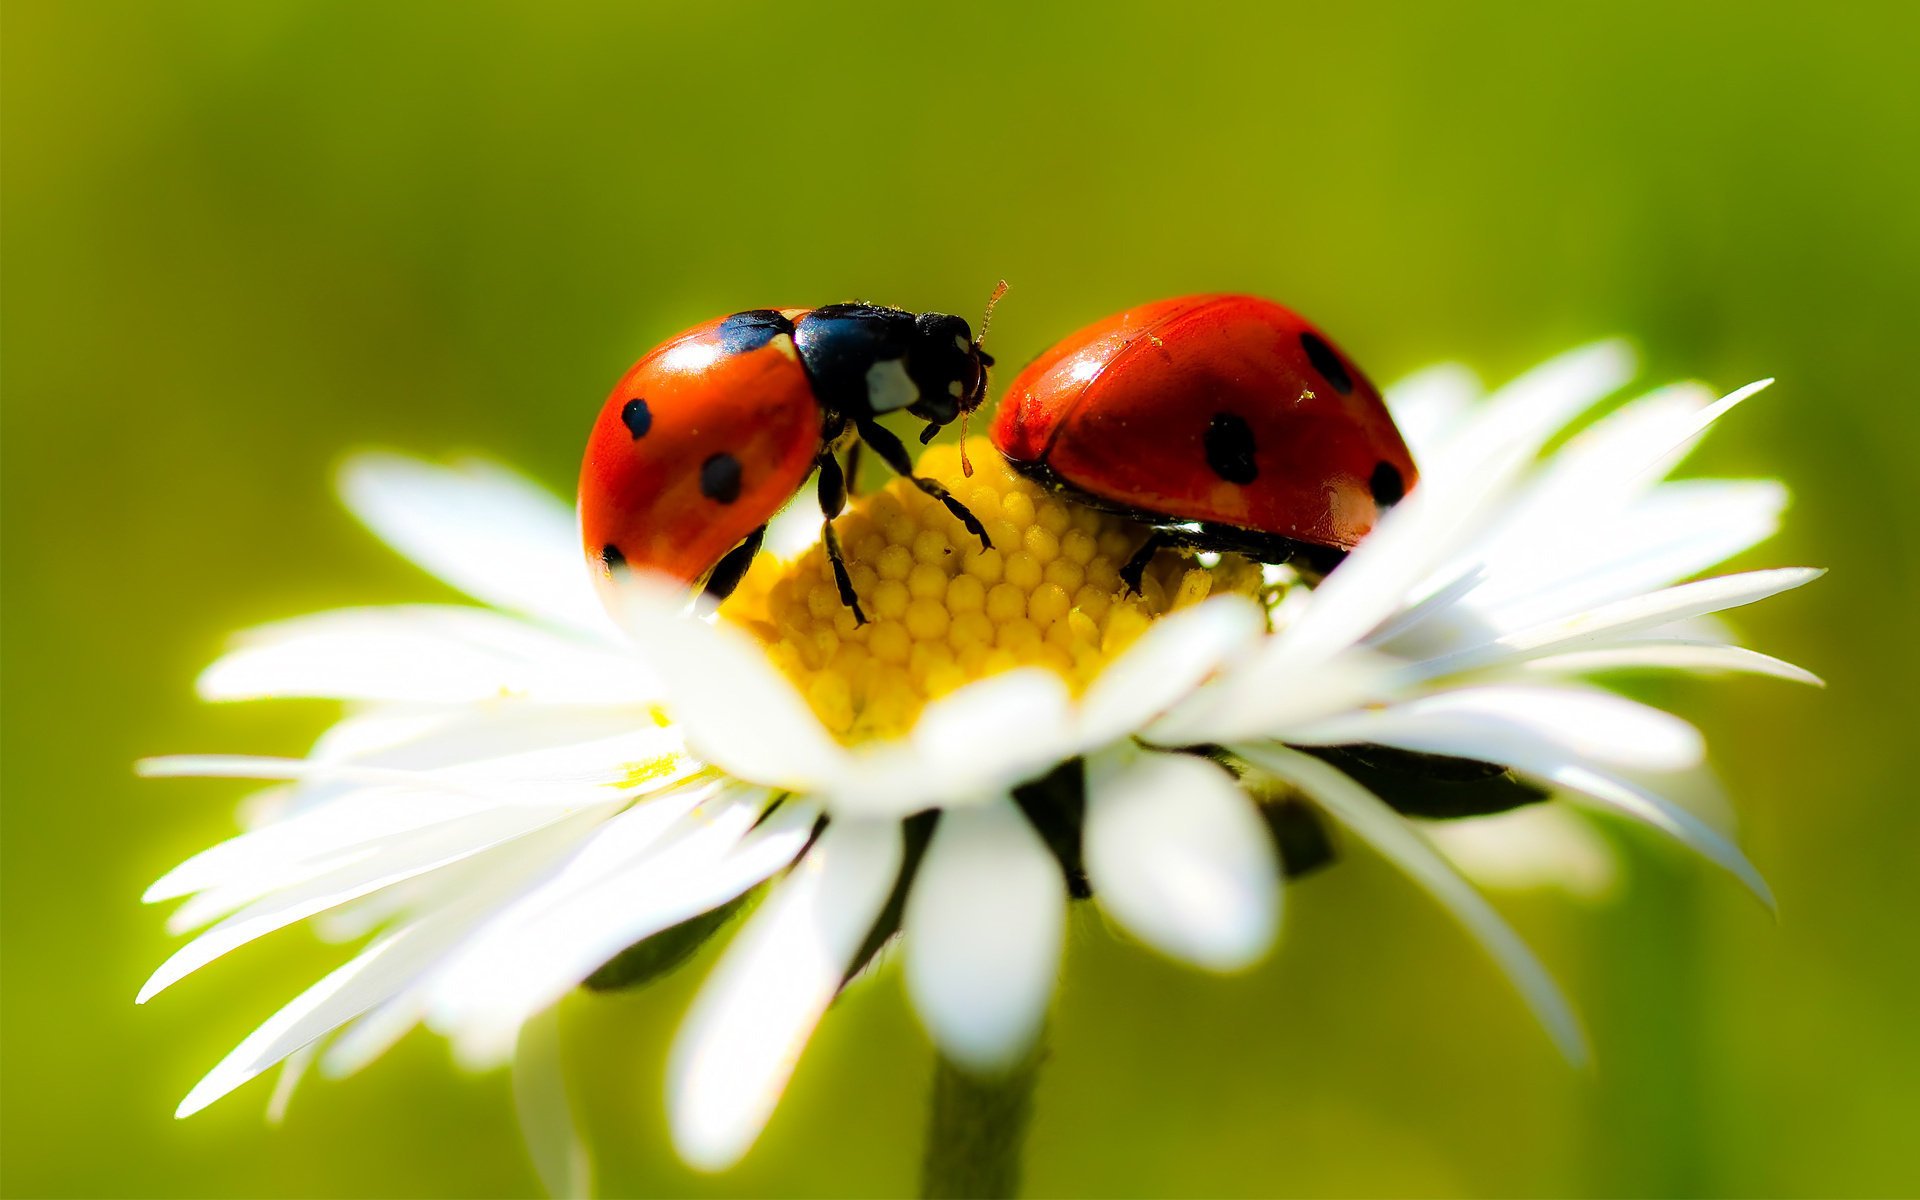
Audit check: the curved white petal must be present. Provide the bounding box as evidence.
[1077,596,1266,745]
[668,820,901,1172]
[1537,761,1773,908]
[1384,363,1482,456]
[903,799,1065,1073]
[824,670,1076,818]
[1521,639,1822,685]
[264,1041,317,1125]
[1281,685,1704,773]
[1425,806,1620,901]
[1467,481,1789,631]
[513,1006,595,1200]
[1417,567,1825,679]
[339,453,615,639]
[1083,748,1280,972]
[614,576,850,792]
[141,805,612,1002]
[1147,645,1397,747]
[435,794,817,1065]
[321,993,424,1079]
[174,901,480,1117]
[1236,743,1585,1064]
[199,606,654,705]
[1449,340,1636,476]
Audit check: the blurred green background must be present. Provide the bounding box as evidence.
[5,1,1916,1196]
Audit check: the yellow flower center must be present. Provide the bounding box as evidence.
[720,437,1266,743]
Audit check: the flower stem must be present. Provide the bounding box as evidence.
[919,1049,1043,1199]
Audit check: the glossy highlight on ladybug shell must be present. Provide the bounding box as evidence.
[991,294,1417,554]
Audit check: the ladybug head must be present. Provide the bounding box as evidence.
[904,310,993,432]
[904,283,1006,448]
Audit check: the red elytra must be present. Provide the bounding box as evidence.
[579,310,819,589]
[992,294,1417,574]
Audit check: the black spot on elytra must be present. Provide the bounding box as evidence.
[700,452,743,504]
[1203,412,1259,484]
[600,544,626,573]
[1370,461,1405,507]
[620,397,652,439]
[716,309,795,355]
[1300,331,1354,395]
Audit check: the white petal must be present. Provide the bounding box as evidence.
[613,575,850,792]
[1237,743,1586,1064]
[831,670,1076,818]
[1424,806,1620,901]
[1144,645,1396,748]
[903,799,1065,1073]
[1083,748,1280,972]
[339,453,616,639]
[1466,481,1789,631]
[1520,638,1823,686]
[513,1006,595,1200]
[668,820,902,1171]
[1430,567,1824,674]
[320,993,424,1079]
[1282,685,1704,773]
[1453,340,1636,473]
[264,1041,317,1125]
[1540,762,1773,908]
[1265,433,1535,672]
[1077,596,1267,745]
[1384,363,1481,457]
[145,787,492,906]
[435,793,816,1065]
[140,805,608,1002]
[176,922,445,1116]
[907,669,1075,792]
[199,606,655,705]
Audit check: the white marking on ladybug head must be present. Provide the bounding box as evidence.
[953,334,971,353]
[865,358,920,414]
[770,333,798,361]
[948,380,964,398]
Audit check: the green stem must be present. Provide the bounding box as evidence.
[919,1049,1044,1199]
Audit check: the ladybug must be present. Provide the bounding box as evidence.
[991,294,1417,589]
[580,297,1003,623]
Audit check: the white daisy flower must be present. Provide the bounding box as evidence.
[141,340,1818,1190]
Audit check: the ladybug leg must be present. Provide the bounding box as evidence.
[817,451,869,625]
[698,523,767,612]
[854,418,991,550]
[842,439,864,497]
[1119,530,1171,595]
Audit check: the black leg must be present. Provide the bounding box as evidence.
[855,419,991,550]
[842,439,864,497]
[1119,529,1170,595]
[817,453,868,625]
[700,523,766,610]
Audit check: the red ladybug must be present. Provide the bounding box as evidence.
[992,294,1417,589]
[580,301,999,623]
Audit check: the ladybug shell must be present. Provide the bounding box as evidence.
[579,310,821,597]
[993,294,1417,552]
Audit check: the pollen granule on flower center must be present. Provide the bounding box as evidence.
[720,437,1267,742]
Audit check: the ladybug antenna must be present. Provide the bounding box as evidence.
[977,279,1009,350]
[959,280,1009,479]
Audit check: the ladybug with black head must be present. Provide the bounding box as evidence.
[580,291,1004,623]
[991,293,1417,590]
